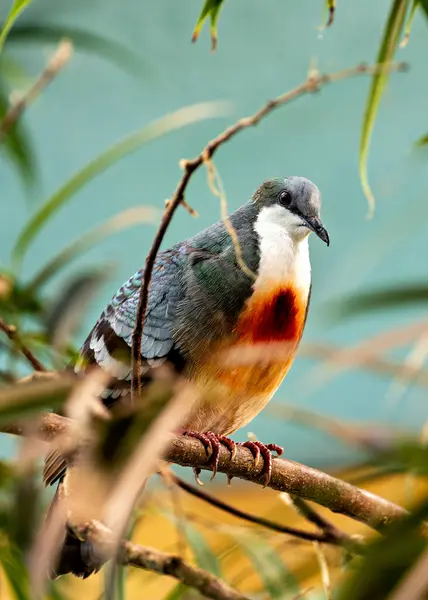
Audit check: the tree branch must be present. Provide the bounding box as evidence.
[0,317,46,372]
[75,520,251,600]
[1,411,407,534]
[130,60,407,396]
[170,473,363,552]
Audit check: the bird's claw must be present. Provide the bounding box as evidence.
[182,430,237,483]
[238,441,283,486]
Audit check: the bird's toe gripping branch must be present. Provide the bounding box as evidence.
[181,431,283,486]
[238,441,283,486]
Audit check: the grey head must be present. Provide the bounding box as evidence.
[250,176,329,246]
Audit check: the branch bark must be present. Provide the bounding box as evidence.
[76,520,251,600]
[0,318,46,372]
[1,411,407,534]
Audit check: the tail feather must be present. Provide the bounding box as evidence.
[47,484,98,580]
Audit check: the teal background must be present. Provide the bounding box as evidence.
[2,0,428,469]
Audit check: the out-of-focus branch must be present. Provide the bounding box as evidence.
[0,411,407,534]
[130,60,407,397]
[0,317,46,372]
[170,472,363,552]
[0,40,72,142]
[76,520,251,600]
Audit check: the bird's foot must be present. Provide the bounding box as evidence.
[237,441,283,486]
[180,430,237,484]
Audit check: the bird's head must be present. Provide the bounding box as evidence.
[251,176,329,246]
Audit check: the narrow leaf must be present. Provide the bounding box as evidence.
[0,546,29,600]
[184,523,222,577]
[359,0,408,217]
[28,206,157,290]
[400,0,420,47]
[0,0,32,54]
[228,529,299,598]
[192,0,225,51]
[13,100,230,267]
[334,282,428,319]
[163,583,188,600]
[0,85,35,185]
[7,24,145,76]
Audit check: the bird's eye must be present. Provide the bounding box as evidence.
[278,190,291,207]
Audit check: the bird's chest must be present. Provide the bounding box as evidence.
[203,233,311,395]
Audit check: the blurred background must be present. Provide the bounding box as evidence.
[1,0,428,598]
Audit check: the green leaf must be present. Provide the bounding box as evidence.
[192,0,226,51]
[163,583,189,600]
[27,206,157,291]
[0,85,35,185]
[333,282,428,319]
[415,133,428,146]
[12,100,230,268]
[184,523,222,577]
[0,376,74,423]
[0,545,29,600]
[0,0,32,55]
[400,0,420,47]
[337,501,428,599]
[7,24,145,77]
[359,0,409,217]
[227,529,299,598]
[419,0,428,18]
[44,269,107,350]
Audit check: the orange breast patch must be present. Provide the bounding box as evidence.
[235,284,307,344]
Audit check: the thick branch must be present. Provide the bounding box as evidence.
[77,520,250,600]
[3,412,407,534]
[130,60,406,396]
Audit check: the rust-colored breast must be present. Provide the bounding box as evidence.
[235,285,307,344]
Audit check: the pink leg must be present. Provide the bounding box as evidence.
[238,441,283,486]
[180,430,237,483]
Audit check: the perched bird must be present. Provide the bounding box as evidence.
[45,175,329,578]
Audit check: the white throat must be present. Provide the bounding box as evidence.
[253,205,311,294]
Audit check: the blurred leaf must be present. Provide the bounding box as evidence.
[337,501,428,600]
[400,0,420,46]
[28,206,157,290]
[44,269,107,350]
[7,24,145,76]
[334,282,428,319]
[185,523,222,577]
[415,133,428,146]
[324,0,336,27]
[420,0,428,18]
[373,439,428,475]
[359,0,408,217]
[192,0,225,51]
[163,584,188,599]
[13,100,231,267]
[228,530,299,598]
[0,0,32,54]
[0,376,74,423]
[0,85,35,185]
[0,545,29,600]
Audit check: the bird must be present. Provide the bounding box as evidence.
[44,175,329,578]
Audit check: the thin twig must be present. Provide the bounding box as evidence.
[0,40,72,141]
[76,520,251,600]
[1,412,407,535]
[0,317,46,371]
[171,473,362,551]
[283,495,351,546]
[130,60,406,397]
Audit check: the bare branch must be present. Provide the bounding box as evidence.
[76,520,251,600]
[0,40,72,142]
[171,472,363,552]
[0,318,46,372]
[130,60,407,397]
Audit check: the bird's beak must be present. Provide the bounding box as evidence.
[304,216,330,246]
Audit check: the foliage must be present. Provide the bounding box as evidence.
[0,1,428,600]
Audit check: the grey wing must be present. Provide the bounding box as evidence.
[43,248,186,487]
